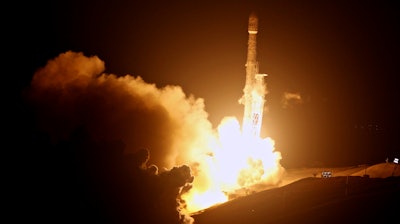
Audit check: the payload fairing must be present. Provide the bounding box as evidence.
[240,12,267,137]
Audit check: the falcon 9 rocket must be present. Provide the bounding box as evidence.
[240,12,267,137]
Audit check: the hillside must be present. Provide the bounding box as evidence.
[192,163,400,224]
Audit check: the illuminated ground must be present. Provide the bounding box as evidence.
[191,162,400,224]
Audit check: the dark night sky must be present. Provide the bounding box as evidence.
[16,0,399,167]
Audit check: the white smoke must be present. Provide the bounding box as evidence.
[281,92,302,109]
[28,51,216,169]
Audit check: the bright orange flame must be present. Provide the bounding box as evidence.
[182,116,284,214]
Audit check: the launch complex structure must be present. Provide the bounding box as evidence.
[240,12,267,138]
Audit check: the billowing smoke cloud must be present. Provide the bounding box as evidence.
[281,92,302,109]
[26,51,218,223]
[28,51,214,169]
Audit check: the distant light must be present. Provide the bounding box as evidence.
[321,171,332,178]
[394,158,399,164]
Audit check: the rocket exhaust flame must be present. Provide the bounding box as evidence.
[182,13,284,214]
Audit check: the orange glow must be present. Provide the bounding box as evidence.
[182,116,284,214]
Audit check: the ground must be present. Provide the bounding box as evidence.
[192,162,400,224]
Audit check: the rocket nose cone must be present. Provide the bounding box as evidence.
[248,12,258,32]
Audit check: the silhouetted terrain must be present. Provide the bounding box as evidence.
[193,164,400,224]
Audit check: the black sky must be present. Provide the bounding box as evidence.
[17,0,399,167]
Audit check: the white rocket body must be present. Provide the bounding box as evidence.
[240,13,267,137]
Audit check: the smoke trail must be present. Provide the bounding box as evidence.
[281,92,302,109]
